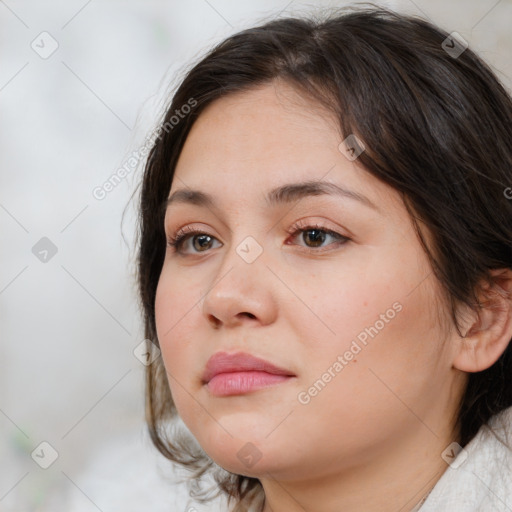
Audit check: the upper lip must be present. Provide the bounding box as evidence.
[202,351,295,383]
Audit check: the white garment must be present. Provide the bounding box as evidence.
[59,408,512,512]
[420,406,512,511]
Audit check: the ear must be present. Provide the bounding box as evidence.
[453,268,512,373]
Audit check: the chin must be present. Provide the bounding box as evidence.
[206,446,276,478]
[191,425,278,473]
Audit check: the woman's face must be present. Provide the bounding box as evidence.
[155,81,465,481]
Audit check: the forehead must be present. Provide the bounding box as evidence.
[169,81,401,217]
[175,81,340,176]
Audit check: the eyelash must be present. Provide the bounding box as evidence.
[166,221,351,255]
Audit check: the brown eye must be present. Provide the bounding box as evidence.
[191,234,215,252]
[167,228,221,254]
[302,228,328,247]
[286,223,350,252]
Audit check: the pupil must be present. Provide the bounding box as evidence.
[305,229,325,247]
[194,235,211,251]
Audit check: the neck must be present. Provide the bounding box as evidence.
[260,424,452,512]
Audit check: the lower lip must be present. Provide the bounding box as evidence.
[206,371,293,396]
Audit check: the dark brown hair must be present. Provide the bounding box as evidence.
[136,4,512,510]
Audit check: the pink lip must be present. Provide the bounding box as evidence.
[202,351,295,396]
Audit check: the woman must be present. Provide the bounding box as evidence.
[136,5,512,511]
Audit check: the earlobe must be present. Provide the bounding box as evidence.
[453,268,512,373]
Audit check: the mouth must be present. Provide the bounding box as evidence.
[202,351,296,397]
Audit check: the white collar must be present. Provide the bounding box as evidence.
[419,406,512,511]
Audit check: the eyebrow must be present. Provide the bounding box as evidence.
[165,180,380,212]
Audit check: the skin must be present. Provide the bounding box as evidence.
[154,80,512,512]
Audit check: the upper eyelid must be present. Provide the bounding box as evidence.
[165,220,345,239]
[164,213,351,234]
[168,223,342,238]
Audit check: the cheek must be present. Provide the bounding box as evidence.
[287,258,400,354]
[285,278,445,469]
[154,270,202,398]
[154,266,201,343]
[291,250,444,403]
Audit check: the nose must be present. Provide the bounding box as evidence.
[201,239,278,329]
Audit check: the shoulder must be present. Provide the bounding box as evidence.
[421,406,512,512]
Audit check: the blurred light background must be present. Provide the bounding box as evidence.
[1,0,511,510]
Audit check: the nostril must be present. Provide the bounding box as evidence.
[208,312,256,327]
[208,315,221,328]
